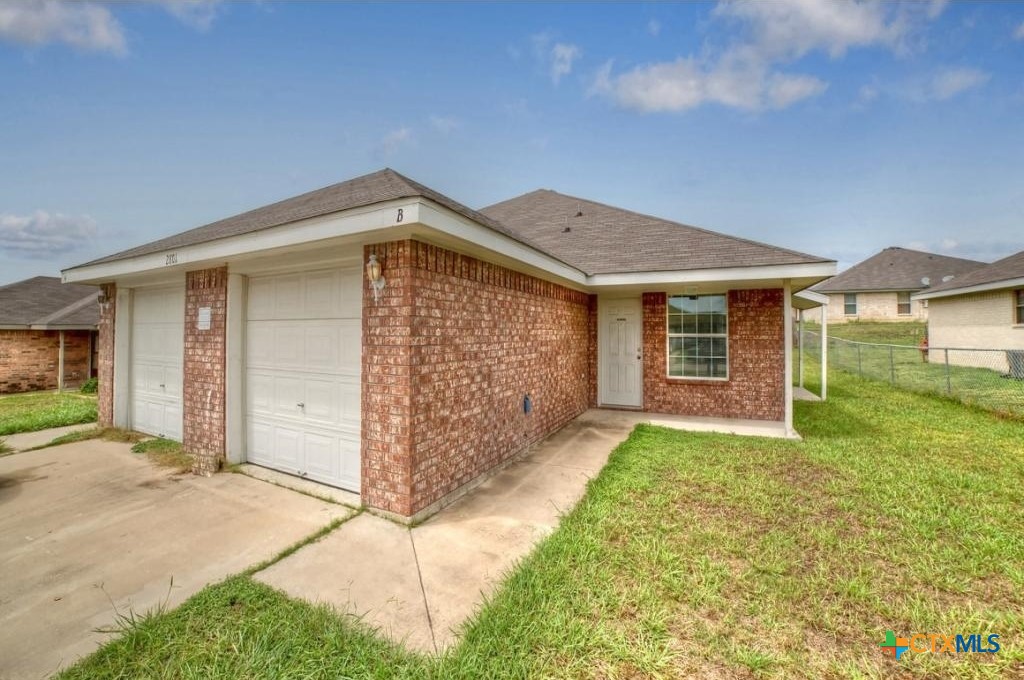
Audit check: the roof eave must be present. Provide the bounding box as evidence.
[912,276,1024,301]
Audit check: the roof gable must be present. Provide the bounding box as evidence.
[813,247,985,293]
[75,169,546,269]
[918,249,1024,295]
[480,189,830,276]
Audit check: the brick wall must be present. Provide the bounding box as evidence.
[642,289,785,421]
[823,291,927,323]
[97,284,115,425]
[362,240,592,517]
[183,267,228,475]
[0,329,93,394]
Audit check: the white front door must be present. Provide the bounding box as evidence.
[600,298,643,407]
[245,267,362,492]
[131,286,184,439]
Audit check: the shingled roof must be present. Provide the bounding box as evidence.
[813,247,985,293]
[917,249,1024,296]
[480,189,830,276]
[77,169,553,268]
[0,276,99,329]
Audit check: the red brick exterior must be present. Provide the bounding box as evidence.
[97,284,116,426]
[184,267,228,475]
[362,240,592,517]
[641,289,785,421]
[0,329,94,394]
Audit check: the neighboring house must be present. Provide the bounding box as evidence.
[812,247,984,323]
[913,249,1024,376]
[0,276,100,394]
[62,169,835,521]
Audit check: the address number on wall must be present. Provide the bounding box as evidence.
[165,253,178,265]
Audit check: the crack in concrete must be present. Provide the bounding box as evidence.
[408,529,438,654]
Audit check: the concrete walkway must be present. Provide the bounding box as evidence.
[256,408,636,652]
[1,424,96,452]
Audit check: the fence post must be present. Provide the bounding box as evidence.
[889,345,895,384]
[944,349,951,394]
[857,343,863,376]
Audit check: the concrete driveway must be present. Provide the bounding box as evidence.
[0,440,350,680]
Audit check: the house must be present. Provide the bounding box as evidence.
[0,276,100,393]
[62,169,836,521]
[812,247,984,323]
[912,249,1024,376]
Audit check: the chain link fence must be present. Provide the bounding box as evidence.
[798,329,1024,418]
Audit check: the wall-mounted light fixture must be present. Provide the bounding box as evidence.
[366,253,386,303]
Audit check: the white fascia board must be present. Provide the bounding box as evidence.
[912,277,1024,301]
[414,202,587,286]
[62,199,420,284]
[587,262,836,288]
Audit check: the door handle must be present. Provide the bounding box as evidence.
[159,383,165,388]
[297,402,305,409]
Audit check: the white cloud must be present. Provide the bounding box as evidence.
[928,67,990,100]
[592,49,826,113]
[0,211,98,258]
[0,1,126,54]
[429,115,460,134]
[0,0,224,54]
[594,0,947,114]
[647,19,661,37]
[1014,21,1024,41]
[858,83,879,104]
[154,0,222,31]
[378,127,412,156]
[532,32,582,85]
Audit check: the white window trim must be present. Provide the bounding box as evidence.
[666,294,729,381]
[844,293,858,316]
[1015,289,1024,326]
[897,291,912,316]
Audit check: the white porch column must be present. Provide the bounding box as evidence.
[225,272,246,464]
[783,280,794,436]
[820,301,828,401]
[798,309,804,389]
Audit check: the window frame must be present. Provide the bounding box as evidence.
[897,291,912,316]
[1016,289,1024,325]
[666,294,729,381]
[844,293,858,316]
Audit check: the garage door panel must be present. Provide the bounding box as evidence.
[131,286,184,440]
[246,267,360,492]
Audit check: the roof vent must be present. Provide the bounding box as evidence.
[574,202,583,218]
[942,275,954,283]
[921,277,930,287]
[562,226,571,233]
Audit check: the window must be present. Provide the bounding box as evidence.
[667,295,728,379]
[897,291,912,316]
[844,293,857,316]
[1016,289,1024,325]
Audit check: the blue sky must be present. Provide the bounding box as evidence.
[1,0,1023,282]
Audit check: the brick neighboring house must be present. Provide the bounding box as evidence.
[913,250,1024,375]
[62,169,836,521]
[812,247,984,323]
[0,276,100,394]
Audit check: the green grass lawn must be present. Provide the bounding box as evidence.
[806,320,927,346]
[0,391,97,436]
[60,372,1023,679]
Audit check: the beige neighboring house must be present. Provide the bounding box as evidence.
[812,247,984,323]
[913,250,1024,376]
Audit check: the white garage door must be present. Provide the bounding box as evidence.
[131,286,184,440]
[246,267,361,492]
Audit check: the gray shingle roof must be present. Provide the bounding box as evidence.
[77,169,556,269]
[0,276,99,328]
[918,249,1024,295]
[480,189,831,276]
[813,247,985,293]
[71,169,832,278]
